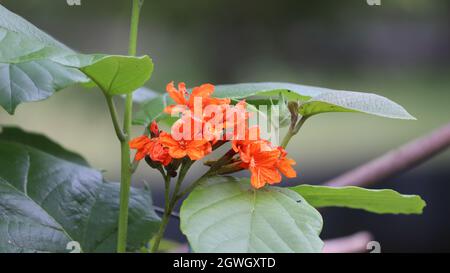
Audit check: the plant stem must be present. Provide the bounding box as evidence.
[176,150,234,200]
[175,170,212,201]
[128,0,142,57]
[149,174,171,253]
[116,0,143,253]
[117,142,132,253]
[105,95,126,142]
[151,160,193,252]
[280,116,308,148]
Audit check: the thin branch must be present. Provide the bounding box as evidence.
[154,206,180,219]
[104,95,126,142]
[323,231,373,253]
[281,116,308,149]
[325,122,450,187]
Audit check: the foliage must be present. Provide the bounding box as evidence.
[0,127,160,253]
[0,2,425,253]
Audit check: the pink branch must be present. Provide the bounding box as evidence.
[323,231,374,253]
[325,122,450,187]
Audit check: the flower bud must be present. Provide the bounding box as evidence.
[287,101,300,129]
[150,121,159,137]
[277,93,292,128]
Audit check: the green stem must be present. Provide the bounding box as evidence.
[105,95,126,142]
[149,173,171,252]
[117,142,132,253]
[151,160,193,252]
[175,170,213,201]
[176,149,235,200]
[150,151,234,252]
[280,116,308,148]
[116,0,143,253]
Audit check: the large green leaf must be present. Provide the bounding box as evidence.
[0,126,89,166]
[132,81,415,126]
[80,55,153,96]
[291,185,426,214]
[180,176,323,253]
[0,4,152,113]
[212,82,415,119]
[0,129,160,253]
[0,4,89,114]
[0,60,88,114]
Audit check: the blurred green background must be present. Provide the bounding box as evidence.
[0,0,449,252]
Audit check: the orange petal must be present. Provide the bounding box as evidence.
[186,149,205,160]
[164,104,188,115]
[189,83,215,107]
[158,133,179,147]
[191,83,214,98]
[278,158,297,178]
[253,150,280,166]
[188,140,209,148]
[260,166,282,184]
[166,81,188,105]
[207,97,231,105]
[168,146,187,159]
[250,168,266,189]
[129,135,150,149]
[134,150,147,161]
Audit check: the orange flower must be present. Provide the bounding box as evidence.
[166,81,188,105]
[231,125,261,154]
[276,147,296,178]
[159,132,212,160]
[240,142,281,189]
[134,81,297,190]
[223,100,249,129]
[237,140,297,189]
[189,83,230,108]
[129,135,172,166]
[129,135,152,161]
[149,139,173,166]
[164,82,230,114]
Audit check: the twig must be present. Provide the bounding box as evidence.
[325,122,450,187]
[154,206,180,219]
[323,231,373,253]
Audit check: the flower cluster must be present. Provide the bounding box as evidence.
[130,81,296,189]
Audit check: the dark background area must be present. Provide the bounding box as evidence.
[1,0,449,252]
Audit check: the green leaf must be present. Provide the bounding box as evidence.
[80,55,153,95]
[291,185,426,214]
[0,60,88,114]
[0,4,153,113]
[180,176,323,253]
[0,4,90,114]
[132,93,173,126]
[0,126,89,166]
[213,82,415,120]
[132,81,415,126]
[0,130,160,253]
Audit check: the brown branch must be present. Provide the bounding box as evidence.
[325,122,450,187]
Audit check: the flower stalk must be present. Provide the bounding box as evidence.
[281,102,308,148]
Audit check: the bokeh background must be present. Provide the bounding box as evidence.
[1,0,449,252]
